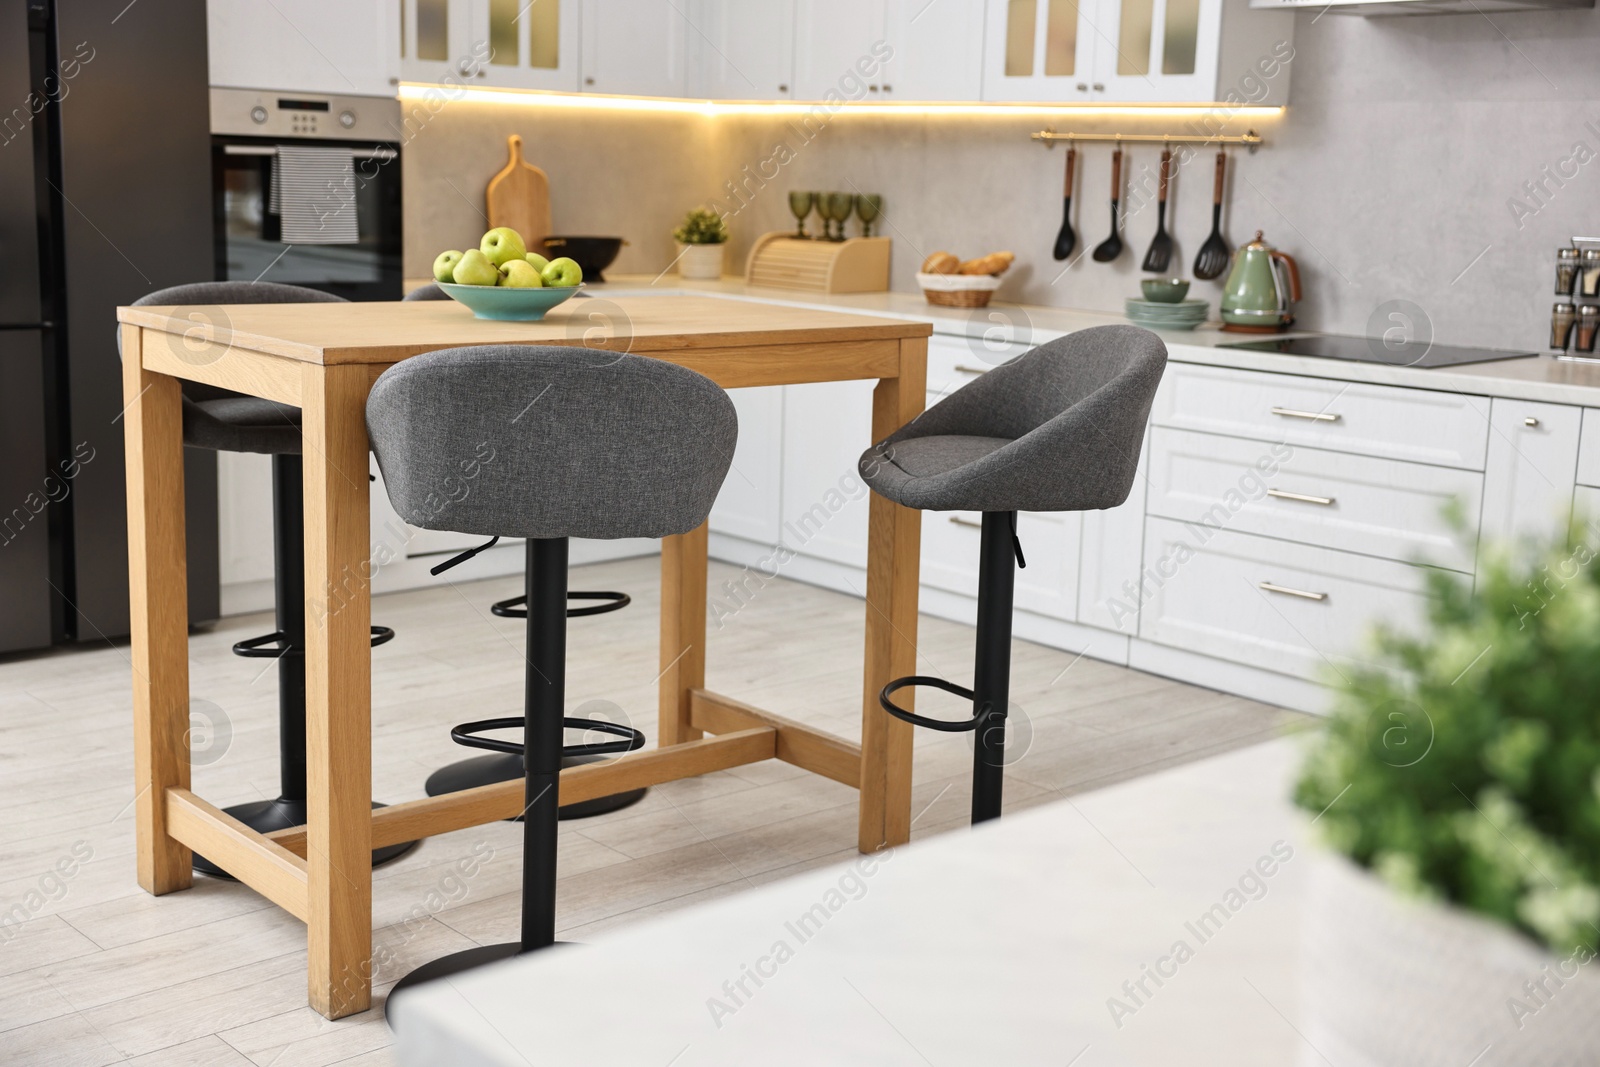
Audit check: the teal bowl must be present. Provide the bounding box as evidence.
[437,281,584,321]
[1140,278,1190,304]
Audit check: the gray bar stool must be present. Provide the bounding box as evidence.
[369,344,736,993]
[130,282,416,875]
[402,281,644,819]
[858,325,1167,825]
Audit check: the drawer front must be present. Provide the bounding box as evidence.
[1480,397,1581,545]
[1139,517,1435,680]
[927,332,1030,402]
[920,509,1079,621]
[1146,427,1482,572]
[1153,363,1491,470]
[1577,408,1600,488]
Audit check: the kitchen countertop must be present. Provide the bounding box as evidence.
[406,274,1600,405]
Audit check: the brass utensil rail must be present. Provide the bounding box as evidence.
[1031,129,1265,151]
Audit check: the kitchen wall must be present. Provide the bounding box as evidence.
[406,7,1600,351]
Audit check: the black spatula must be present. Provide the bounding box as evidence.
[1140,147,1173,273]
[1052,144,1077,261]
[1194,148,1231,281]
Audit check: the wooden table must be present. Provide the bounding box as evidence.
[116,295,930,1019]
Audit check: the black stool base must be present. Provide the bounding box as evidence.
[193,798,418,878]
[388,941,571,1014]
[423,753,648,820]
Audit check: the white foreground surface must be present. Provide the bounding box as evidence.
[390,739,1317,1066]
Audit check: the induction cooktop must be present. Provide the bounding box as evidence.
[1217,335,1537,368]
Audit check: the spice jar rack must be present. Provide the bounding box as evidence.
[1552,236,1600,361]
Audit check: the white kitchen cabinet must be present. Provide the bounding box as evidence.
[712,387,786,543]
[793,0,891,101]
[881,0,986,101]
[981,0,1292,104]
[921,510,1080,620]
[399,0,579,91]
[780,380,876,568]
[1078,429,1149,633]
[209,0,400,97]
[689,0,796,99]
[1479,398,1581,546]
[582,0,689,96]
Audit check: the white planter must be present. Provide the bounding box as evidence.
[676,242,724,280]
[1305,850,1600,1066]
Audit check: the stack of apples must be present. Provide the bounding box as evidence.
[435,227,584,288]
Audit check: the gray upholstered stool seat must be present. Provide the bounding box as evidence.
[402,282,449,301]
[128,280,411,875]
[860,324,1167,514]
[859,324,1168,825]
[373,344,736,997]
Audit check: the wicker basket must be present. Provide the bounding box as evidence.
[916,272,1003,308]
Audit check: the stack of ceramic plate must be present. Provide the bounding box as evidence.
[1124,298,1208,331]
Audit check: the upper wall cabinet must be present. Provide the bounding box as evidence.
[793,0,889,100]
[688,0,796,100]
[882,0,986,101]
[981,0,1292,104]
[582,0,690,96]
[398,0,579,91]
[208,0,400,98]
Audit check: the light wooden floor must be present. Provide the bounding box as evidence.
[0,555,1305,1066]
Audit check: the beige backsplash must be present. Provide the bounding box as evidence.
[404,8,1600,351]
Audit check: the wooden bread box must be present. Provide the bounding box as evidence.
[744,232,891,293]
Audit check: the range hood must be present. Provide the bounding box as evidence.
[1249,0,1590,14]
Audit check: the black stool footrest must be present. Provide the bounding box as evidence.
[879,675,980,733]
[450,715,647,758]
[232,625,395,658]
[492,591,631,620]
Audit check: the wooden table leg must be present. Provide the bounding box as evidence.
[300,364,374,1019]
[659,520,709,746]
[858,336,927,853]
[123,325,194,895]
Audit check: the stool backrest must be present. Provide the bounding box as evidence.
[367,345,738,541]
[402,283,450,301]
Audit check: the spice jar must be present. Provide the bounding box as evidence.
[1578,305,1600,354]
[1580,250,1600,298]
[1557,247,1580,295]
[1552,302,1577,351]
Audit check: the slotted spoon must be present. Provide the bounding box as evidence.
[1091,147,1124,263]
[1140,147,1174,273]
[1052,144,1077,261]
[1194,149,1231,280]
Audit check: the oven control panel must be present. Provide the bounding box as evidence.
[210,86,401,141]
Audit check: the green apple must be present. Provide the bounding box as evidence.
[432,250,464,283]
[524,252,551,273]
[479,227,527,267]
[499,259,544,288]
[540,257,583,288]
[451,248,500,287]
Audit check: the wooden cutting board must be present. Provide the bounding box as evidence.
[485,134,550,248]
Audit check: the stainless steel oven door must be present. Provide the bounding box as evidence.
[212,137,403,301]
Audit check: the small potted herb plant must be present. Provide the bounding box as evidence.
[1295,516,1600,1062]
[673,207,728,280]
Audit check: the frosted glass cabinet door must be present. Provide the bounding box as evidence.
[398,0,475,83]
[881,0,984,102]
[581,0,687,96]
[477,0,581,91]
[688,0,796,100]
[1089,0,1222,102]
[980,0,1096,102]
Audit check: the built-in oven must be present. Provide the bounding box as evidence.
[210,88,403,302]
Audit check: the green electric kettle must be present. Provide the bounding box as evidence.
[1220,231,1301,331]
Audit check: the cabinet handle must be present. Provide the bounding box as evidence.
[882,84,892,92]
[869,84,880,92]
[954,364,990,376]
[1270,406,1341,423]
[1092,82,1105,91]
[585,76,595,85]
[1266,489,1335,507]
[1076,83,1088,91]
[1258,581,1328,602]
[1525,416,1541,427]
[949,516,982,529]
[778,83,788,92]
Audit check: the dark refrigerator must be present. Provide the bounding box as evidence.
[1,0,218,653]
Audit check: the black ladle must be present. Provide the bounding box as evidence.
[1052,144,1077,261]
[1092,146,1124,263]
